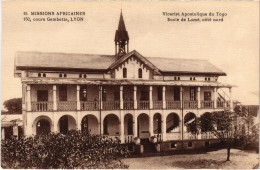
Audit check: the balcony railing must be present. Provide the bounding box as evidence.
[31,101,53,111]
[137,101,150,109]
[125,135,134,143]
[81,101,99,111]
[183,132,197,140]
[184,101,197,109]
[103,101,120,110]
[201,101,214,109]
[217,101,225,108]
[166,132,181,141]
[153,101,163,109]
[166,101,181,109]
[123,101,134,109]
[57,101,77,111]
[201,132,216,139]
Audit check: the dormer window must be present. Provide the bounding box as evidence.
[138,68,142,78]
[123,68,127,78]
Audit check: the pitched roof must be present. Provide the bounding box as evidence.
[147,57,226,75]
[15,51,116,70]
[15,51,226,76]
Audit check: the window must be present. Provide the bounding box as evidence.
[79,74,82,78]
[138,68,142,78]
[205,77,210,81]
[204,92,211,101]
[178,77,180,80]
[84,74,87,78]
[43,73,46,77]
[59,85,67,101]
[123,68,127,78]
[140,91,149,101]
[158,86,162,101]
[174,77,177,80]
[188,142,193,148]
[64,74,67,78]
[114,90,120,101]
[171,142,177,149]
[37,90,48,101]
[193,77,196,80]
[59,74,62,77]
[38,73,41,77]
[190,77,192,80]
[190,87,196,101]
[174,87,180,101]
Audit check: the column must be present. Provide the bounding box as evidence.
[76,85,80,111]
[26,113,33,135]
[13,124,18,138]
[179,117,183,140]
[162,110,167,141]
[53,113,58,132]
[149,86,153,109]
[120,86,123,109]
[213,87,217,109]
[120,111,125,143]
[134,110,138,138]
[197,87,201,109]
[134,86,137,109]
[100,118,104,135]
[162,86,166,109]
[229,88,233,109]
[76,112,81,130]
[26,85,31,111]
[53,85,57,111]
[149,111,153,137]
[180,87,183,109]
[99,86,103,110]
[1,128,5,140]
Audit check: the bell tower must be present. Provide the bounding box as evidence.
[115,11,129,59]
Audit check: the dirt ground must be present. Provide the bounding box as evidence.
[122,149,259,169]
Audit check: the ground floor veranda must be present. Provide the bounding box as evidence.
[24,109,219,144]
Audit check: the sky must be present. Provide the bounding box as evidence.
[1,1,259,108]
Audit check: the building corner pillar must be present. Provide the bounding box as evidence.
[134,86,137,109]
[162,86,166,109]
[197,87,201,109]
[120,110,125,144]
[149,111,153,137]
[134,110,138,138]
[120,86,124,109]
[53,85,57,111]
[76,85,80,111]
[149,86,153,109]
[26,85,31,111]
[162,110,167,141]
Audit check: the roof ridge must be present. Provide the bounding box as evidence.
[16,51,116,57]
[146,56,207,61]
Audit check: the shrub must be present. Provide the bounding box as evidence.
[1,130,129,169]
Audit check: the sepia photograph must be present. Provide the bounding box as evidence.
[1,1,259,169]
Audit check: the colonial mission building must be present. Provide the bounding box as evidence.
[14,12,234,151]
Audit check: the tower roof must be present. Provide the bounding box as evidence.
[115,11,129,42]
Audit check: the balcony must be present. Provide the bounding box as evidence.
[137,101,149,110]
[166,101,181,109]
[103,101,120,110]
[123,101,134,109]
[31,102,53,111]
[57,101,77,111]
[184,101,197,109]
[153,101,163,109]
[81,101,99,111]
[201,101,214,109]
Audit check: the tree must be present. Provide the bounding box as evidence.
[3,98,22,114]
[187,107,257,161]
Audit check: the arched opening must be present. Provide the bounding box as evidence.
[138,113,149,139]
[138,68,142,78]
[153,113,161,134]
[36,119,51,135]
[81,115,98,134]
[58,115,76,134]
[124,114,133,135]
[103,114,120,136]
[184,112,196,133]
[200,112,214,132]
[166,113,180,133]
[123,68,127,78]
